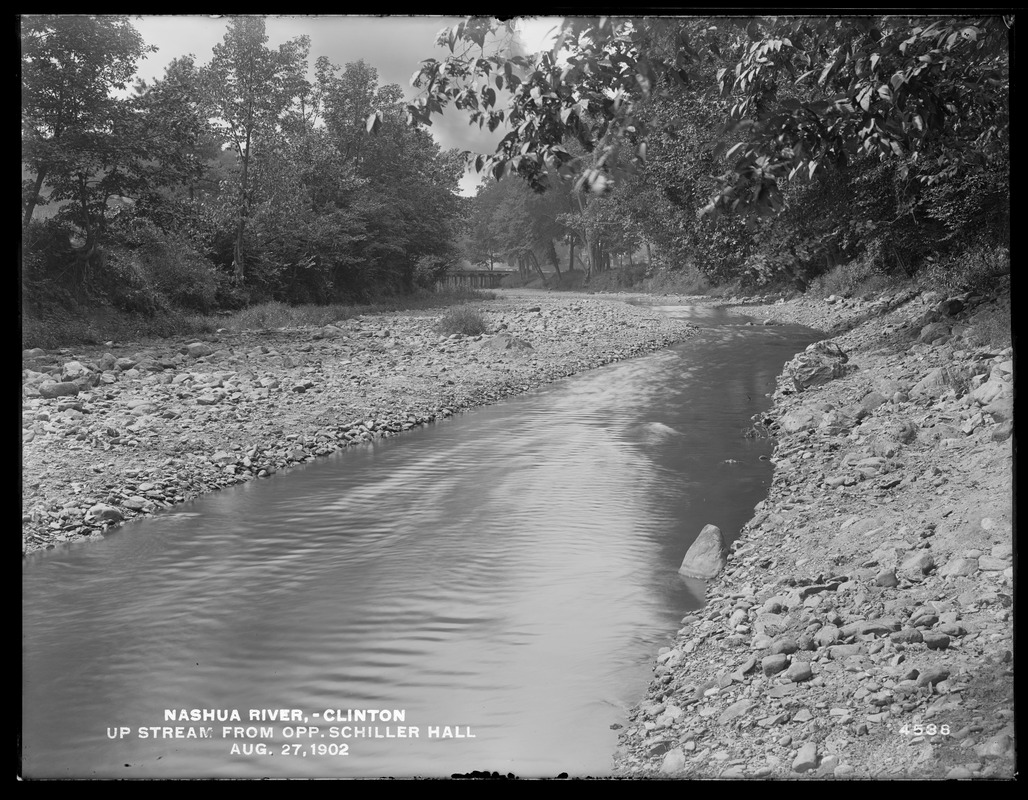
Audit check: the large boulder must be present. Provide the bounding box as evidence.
[678,524,728,579]
[38,381,80,399]
[784,340,850,392]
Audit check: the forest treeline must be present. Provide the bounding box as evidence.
[21,15,1011,327]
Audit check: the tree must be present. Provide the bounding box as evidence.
[409,16,1010,218]
[202,16,310,284]
[21,15,153,232]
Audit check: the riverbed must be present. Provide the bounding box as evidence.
[22,302,819,779]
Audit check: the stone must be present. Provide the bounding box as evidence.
[780,406,824,433]
[815,626,841,647]
[718,699,755,725]
[889,628,923,645]
[900,552,935,575]
[61,360,91,380]
[476,333,534,352]
[785,661,813,682]
[678,524,728,579]
[762,654,789,676]
[875,569,899,587]
[918,322,951,344]
[86,504,123,523]
[38,382,80,399]
[182,342,214,358]
[660,747,687,774]
[977,733,1015,761]
[770,637,799,655]
[792,742,818,773]
[910,368,955,400]
[828,644,863,660]
[915,667,950,687]
[753,613,790,637]
[940,557,979,577]
[923,633,951,650]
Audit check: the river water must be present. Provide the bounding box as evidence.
[22,304,818,779]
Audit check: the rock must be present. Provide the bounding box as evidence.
[785,661,813,682]
[315,324,345,339]
[978,556,1008,571]
[182,342,214,358]
[923,633,951,650]
[38,382,80,399]
[476,333,534,352]
[718,699,755,725]
[762,654,789,676]
[915,667,950,687]
[753,613,790,637]
[792,742,818,773]
[940,557,979,577]
[900,552,935,575]
[61,360,91,380]
[678,524,727,579]
[859,391,888,413]
[780,406,825,433]
[977,733,1015,761]
[814,625,841,647]
[935,297,965,316]
[660,747,687,774]
[876,569,899,587]
[909,368,956,400]
[991,420,1013,441]
[828,644,863,660]
[786,344,850,392]
[770,637,799,655]
[890,628,923,645]
[918,322,951,344]
[86,504,123,523]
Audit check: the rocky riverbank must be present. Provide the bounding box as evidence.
[21,293,696,555]
[613,285,1015,780]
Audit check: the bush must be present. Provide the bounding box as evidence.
[111,219,220,312]
[435,306,488,336]
[917,244,1010,295]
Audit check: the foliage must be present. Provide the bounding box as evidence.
[201,17,311,284]
[436,306,489,336]
[110,218,219,311]
[410,16,1009,219]
[21,15,154,231]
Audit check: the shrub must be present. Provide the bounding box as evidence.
[436,306,488,336]
[916,244,1010,295]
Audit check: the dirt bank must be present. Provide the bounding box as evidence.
[21,292,696,555]
[613,285,1014,780]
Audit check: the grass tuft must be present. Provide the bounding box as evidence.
[435,306,489,336]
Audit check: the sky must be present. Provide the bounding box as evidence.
[128,15,563,196]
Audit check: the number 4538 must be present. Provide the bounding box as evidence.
[899,724,950,736]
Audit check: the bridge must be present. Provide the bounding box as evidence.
[437,269,515,290]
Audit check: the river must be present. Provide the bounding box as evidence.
[21,303,818,778]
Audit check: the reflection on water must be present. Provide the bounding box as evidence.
[22,306,817,778]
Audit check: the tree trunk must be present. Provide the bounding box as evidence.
[546,239,561,282]
[234,131,252,285]
[528,250,547,284]
[23,168,48,230]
